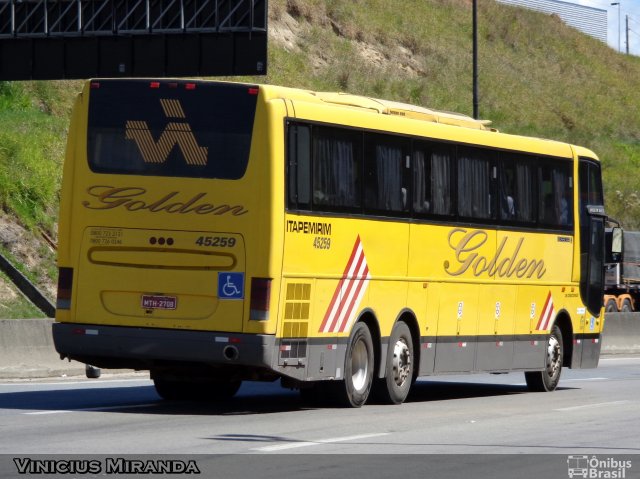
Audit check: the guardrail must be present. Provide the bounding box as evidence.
[0,314,638,379]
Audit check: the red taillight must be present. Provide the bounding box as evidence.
[56,267,73,310]
[185,83,196,90]
[168,82,178,89]
[250,278,271,321]
[90,82,100,89]
[150,81,160,89]
[248,87,259,95]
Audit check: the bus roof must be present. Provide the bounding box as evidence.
[257,83,599,161]
[258,84,491,130]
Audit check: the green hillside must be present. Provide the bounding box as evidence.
[1,0,640,302]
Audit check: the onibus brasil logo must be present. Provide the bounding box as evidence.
[567,456,632,478]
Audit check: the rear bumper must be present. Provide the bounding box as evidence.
[52,322,275,371]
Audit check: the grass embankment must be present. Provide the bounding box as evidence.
[2,0,640,316]
[256,0,640,226]
[0,80,78,311]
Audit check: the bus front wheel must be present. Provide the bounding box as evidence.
[525,324,563,392]
[331,322,374,407]
[375,321,414,404]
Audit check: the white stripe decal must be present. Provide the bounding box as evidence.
[536,291,555,331]
[320,237,371,334]
[323,244,364,333]
[334,258,369,333]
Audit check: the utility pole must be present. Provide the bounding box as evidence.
[473,0,479,119]
[626,14,630,54]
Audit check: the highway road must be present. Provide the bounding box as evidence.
[0,356,638,457]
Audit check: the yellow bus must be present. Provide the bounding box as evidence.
[53,79,608,407]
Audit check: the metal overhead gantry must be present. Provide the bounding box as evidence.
[0,0,267,79]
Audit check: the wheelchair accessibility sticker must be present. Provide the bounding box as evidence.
[218,272,244,300]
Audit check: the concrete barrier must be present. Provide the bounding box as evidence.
[602,313,640,354]
[0,319,85,378]
[0,315,638,379]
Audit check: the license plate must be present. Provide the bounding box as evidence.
[141,295,177,310]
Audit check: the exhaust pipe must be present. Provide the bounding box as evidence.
[223,345,239,361]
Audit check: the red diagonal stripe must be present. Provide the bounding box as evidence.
[338,265,370,333]
[326,249,366,333]
[318,236,362,332]
[536,291,552,330]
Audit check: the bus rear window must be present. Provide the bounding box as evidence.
[87,80,258,179]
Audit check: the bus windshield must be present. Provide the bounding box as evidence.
[87,80,258,179]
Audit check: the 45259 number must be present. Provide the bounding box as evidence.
[195,236,236,247]
[313,236,331,250]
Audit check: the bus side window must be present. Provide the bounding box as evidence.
[500,155,535,223]
[312,126,361,212]
[288,123,311,210]
[364,133,409,215]
[413,142,453,217]
[538,160,573,228]
[458,147,496,221]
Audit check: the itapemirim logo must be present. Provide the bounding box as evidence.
[567,455,633,478]
[125,99,208,166]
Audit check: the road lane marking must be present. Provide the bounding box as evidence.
[253,433,389,452]
[564,377,608,381]
[555,400,631,412]
[24,403,158,415]
[600,357,640,361]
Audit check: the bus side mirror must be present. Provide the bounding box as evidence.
[611,227,623,255]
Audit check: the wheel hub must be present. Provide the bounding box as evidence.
[391,338,411,387]
[351,338,369,392]
[546,335,561,378]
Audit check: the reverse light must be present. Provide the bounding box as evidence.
[56,267,74,310]
[250,278,272,321]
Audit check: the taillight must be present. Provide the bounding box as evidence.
[150,81,160,89]
[250,278,271,321]
[56,267,73,310]
[248,87,259,95]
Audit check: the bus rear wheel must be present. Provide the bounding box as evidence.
[525,324,563,392]
[375,321,414,404]
[330,322,374,407]
[153,377,241,401]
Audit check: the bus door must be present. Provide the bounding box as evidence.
[578,158,605,368]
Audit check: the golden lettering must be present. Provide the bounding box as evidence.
[444,228,546,279]
[82,186,248,216]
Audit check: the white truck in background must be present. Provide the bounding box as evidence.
[604,226,640,312]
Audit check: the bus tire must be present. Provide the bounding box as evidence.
[605,299,618,313]
[621,299,633,312]
[525,324,563,392]
[201,379,242,401]
[376,321,414,404]
[333,322,374,407]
